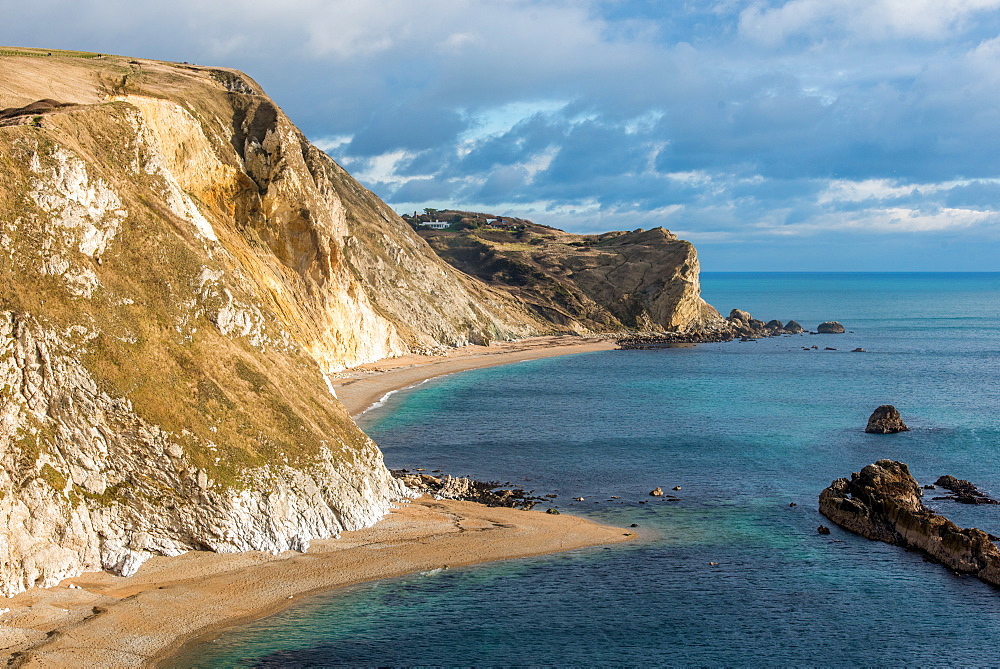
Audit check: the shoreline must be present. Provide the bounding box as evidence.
[1,336,624,665]
[330,335,617,418]
[4,497,635,666]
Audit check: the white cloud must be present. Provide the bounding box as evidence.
[754,206,997,235]
[739,0,1000,47]
[817,179,922,204]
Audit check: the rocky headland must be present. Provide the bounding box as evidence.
[819,460,1000,586]
[418,217,722,335]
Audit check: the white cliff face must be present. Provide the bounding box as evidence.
[0,311,409,596]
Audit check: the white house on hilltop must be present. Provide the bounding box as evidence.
[420,221,450,230]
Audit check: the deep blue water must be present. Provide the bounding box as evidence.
[175,273,1000,667]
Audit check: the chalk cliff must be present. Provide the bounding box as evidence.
[0,48,720,596]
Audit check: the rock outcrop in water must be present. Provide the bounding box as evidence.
[817,321,846,334]
[933,476,1000,505]
[615,308,809,348]
[393,471,541,510]
[865,405,910,434]
[819,460,1000,586]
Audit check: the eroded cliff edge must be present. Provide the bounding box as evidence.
[418,217,722,334]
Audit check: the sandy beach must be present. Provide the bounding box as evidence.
[330,335,617,417]
[2,497,635,666]
[1,336,629,667]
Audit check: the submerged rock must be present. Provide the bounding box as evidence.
[934,475,1000,505]
[817,321,846,333]
[865,405,910,434]
[819,460,1000,587]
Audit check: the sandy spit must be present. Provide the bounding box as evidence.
[2,498,635,666]
[330,335,617,417]
[1,336,626,666]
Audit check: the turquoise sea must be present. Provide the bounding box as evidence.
[174,273,1000,667]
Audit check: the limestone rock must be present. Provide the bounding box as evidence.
[817,321,846,334]
[394,471,538,510]
[819,460,1000,586]
[729,309,752,322]
[0,51,558,596]
[0,49,730,597]
[865,405,910,434]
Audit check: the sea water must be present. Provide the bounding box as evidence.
[174,273,1000,667]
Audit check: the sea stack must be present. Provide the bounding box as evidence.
[817,321,846,333]
[865,405,910,433]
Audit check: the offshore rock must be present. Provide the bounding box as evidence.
[784,320,804,333]
[817,321,846,334]
[819,460,1000,586]
[865,405,910,434]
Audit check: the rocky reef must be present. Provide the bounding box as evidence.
[932,476,1000,505]
[819,460,1000,586]
[393,471,541,510]
[616,309,815,348]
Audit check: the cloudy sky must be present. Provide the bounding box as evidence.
[5,0,1000,270]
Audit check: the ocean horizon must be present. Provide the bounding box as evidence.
[174,271,1000,667]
